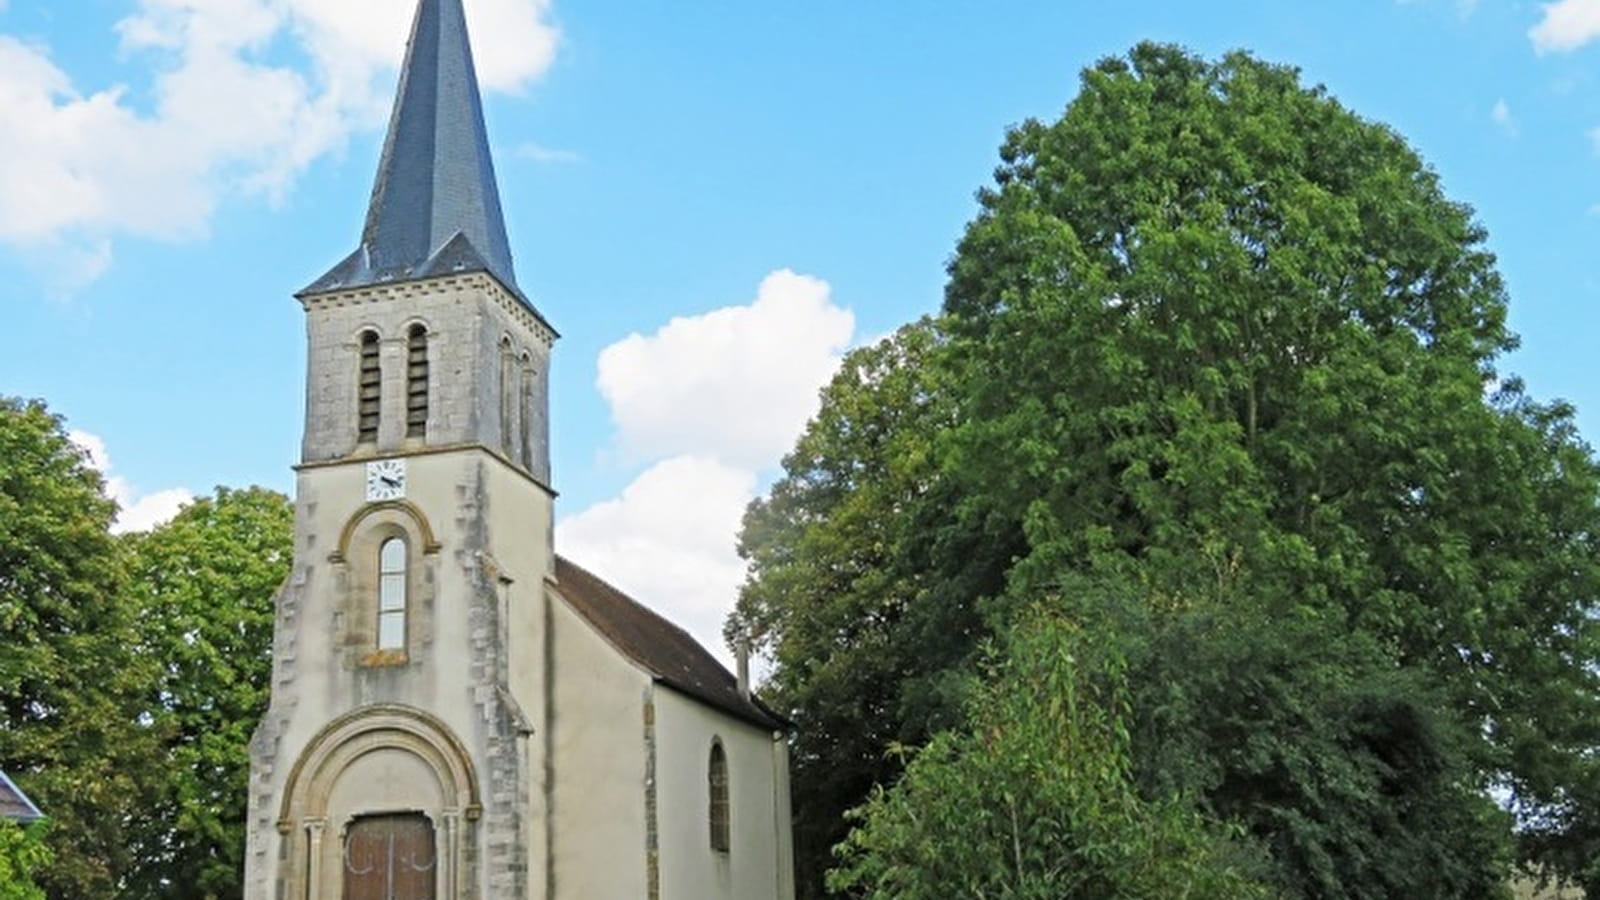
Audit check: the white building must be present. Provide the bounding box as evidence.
[242,1,796,896]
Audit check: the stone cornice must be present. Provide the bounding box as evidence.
[294,442,558,500]
[298,272,558,348]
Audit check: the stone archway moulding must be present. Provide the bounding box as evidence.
[278,703,480,828]
[329,499,442,563]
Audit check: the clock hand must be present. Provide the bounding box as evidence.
[381,476,400,487]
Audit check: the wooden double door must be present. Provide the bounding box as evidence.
[343,813,436,900]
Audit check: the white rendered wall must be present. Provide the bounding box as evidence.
[653,688,795,900]
[546,594,651,898]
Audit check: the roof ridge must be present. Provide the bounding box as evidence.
[554,553,713,656]
[552,555,787,731]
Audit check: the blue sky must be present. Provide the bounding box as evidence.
[2,0,1598,658]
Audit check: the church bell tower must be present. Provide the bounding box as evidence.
[245,0,558,896]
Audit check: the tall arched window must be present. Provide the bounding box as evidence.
[377,537,407,650]
[708,741,730,853]
[518,353,535,470]
[405,324,429,440]
[498,336,515,457]
[357,330,381,444]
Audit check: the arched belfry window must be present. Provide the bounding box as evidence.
[708,740,730,853]
[518,352,535,470]
[377,537,407,649]
[357,330,381,444]
[498,336,515,457]
[405,324,429,440]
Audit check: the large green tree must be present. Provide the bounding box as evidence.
[120,487,293,900]
[0,398,295,899]
[0,398,158,899]
[736,43,1600,897]
[944,41,1600,885]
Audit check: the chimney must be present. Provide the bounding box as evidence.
[736,638,751,701]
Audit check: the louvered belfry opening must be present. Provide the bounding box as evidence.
[518,354,534,469]
[358,330,382,443]
[406,325,429,439]
[498,336,515,457]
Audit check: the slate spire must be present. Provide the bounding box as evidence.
[303,0,526,304]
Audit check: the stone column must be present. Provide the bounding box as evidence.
[440,811,461,898]
[304,818,327,900]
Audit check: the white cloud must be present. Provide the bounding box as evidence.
[1530,0,1600,53]
[1492,99,1518,136]
[69,429,194,534]
[11,236,115,297]
[0,0,558,275]
[70,430,113,472]
[1590,125,1600,154]
[117,488,198,534]
[560,269,857,668]
[557,456,756,665]
[596,269,855,467]
[280,0,557,98]
[1395,0,1478,18]
[514,141,582,164]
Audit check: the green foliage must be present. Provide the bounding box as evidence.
[1184,618,1514,900]
[737,43,1600,897]
[120,487,293,900]
[829,607,1269,900]
[1073,576,1515,899]
[0,398,293,899]
[0,820,52,900]
[944,40,1600,883]
[734,321,1024,881]
[0,397,157,899]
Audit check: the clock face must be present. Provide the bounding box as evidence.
[365,458,407,501]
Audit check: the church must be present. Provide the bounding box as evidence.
[242,1,796,897]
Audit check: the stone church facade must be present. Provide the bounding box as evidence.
[242,1,796,897]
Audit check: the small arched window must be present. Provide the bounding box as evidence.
[357,330,381,444]
[377,537,407,649]
[405,325,429,440]
[708,741,730,853]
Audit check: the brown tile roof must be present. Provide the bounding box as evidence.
[554,556,786,731]
[0,769,42,823]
